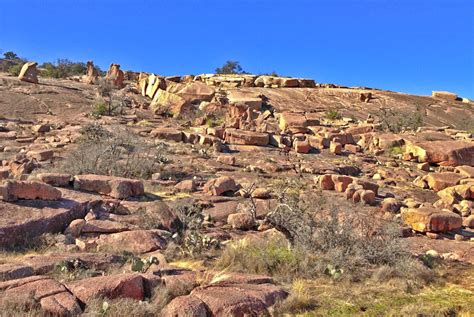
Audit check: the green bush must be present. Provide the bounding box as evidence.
[88,80,125,118]
[325,108,342,120]
[215,60,246,74]
[38,58,102,78]
[8,64,23,76]
[90,102,108,118]
[387,145,404,157]
[205,115,225,128]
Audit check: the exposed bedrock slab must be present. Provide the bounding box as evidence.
[0,199,86,248]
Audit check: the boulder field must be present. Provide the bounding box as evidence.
[0,66,473,315]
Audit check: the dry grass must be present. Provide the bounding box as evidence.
[214,236,316,283]
[273,276,474,316]
[82,297,155,317]
[82,283,174,317]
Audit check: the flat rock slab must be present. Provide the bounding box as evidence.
[67,273,145,304]
[162,294,210,317]
[405,140,474,166]
[424,172,465,192]
[82,219,131,234]
[21,252,124,274]
[73,174,145,199]
[120,201,181,232]
[191,283,286,317]
[0,264,34,281]
[96,229,167,254]
[224,128,269,146]
[0,180,62,201]
[163,272,286,317]
[0,275,82,316]
[0,199,86,248]
[204,200,240,222]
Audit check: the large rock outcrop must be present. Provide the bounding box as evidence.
[401,206,463,232]
[73,175,144,199]
[0,276,82,316]
[18,62,38,84]
[105,63,124,88]
[82,60,98,84]
[0,181,62,202]
[0,199,86,248]
[405,140,474,166]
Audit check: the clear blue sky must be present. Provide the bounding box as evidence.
[1,0,473,98]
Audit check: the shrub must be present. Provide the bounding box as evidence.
[387,145,404,157]
[90,101,108,117]
[3,51,19,60]
[215,60,246,74]
[60,123,167,179]
[8,63,23,76]
[379,105,424,132]
[205,115,225,128]
[263,182,431,282]
[167,200,219,258]
[325,108,342,120]
[89,80,125,117]
[38,58,103,78]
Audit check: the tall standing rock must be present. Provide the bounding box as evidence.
[18,62,39,84]
[82,60,98,84]
[105,63,125,88]
[138,72,149,96]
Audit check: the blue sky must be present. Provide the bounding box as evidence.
[1,0,473,98]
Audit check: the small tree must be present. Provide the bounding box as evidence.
[215,60,245,74]
[3,51,19,60]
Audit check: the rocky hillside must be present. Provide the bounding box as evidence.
[0,62,473,316]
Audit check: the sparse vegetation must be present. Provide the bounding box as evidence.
[215,60,246,74]
[379,105,424,132]
[325,108,342,120]
[39,58,103,78]
[214,236,315,282]
[60,122,167,179]
[89,80,126,117]
[264,184,431,282]
[1,46,473,317]
[83,297,157,317]
[167,200,219,258]
[387,145,404,157]
[272,273,474,316]
[205,114,225,127]
[7,63,23,76]
[1,50,27,74]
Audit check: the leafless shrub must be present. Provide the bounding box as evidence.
[166,200,219,259]
[60,123,167,179]
[264,179,432,282]
[240,183,257,220]
[379,105,424,133]
[89,80,127,118]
